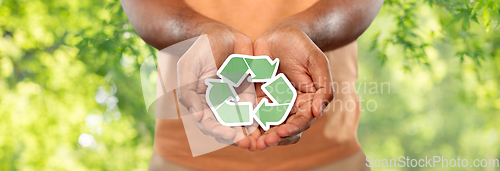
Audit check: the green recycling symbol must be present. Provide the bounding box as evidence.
[205,54,297,130]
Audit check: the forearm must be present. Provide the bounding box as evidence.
[120,0,218,49]
[280,0,384,51]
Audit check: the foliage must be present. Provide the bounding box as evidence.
[373,0,500,69]
[0,0,499,170]
[0,0,155,170]
[360,0,500,170]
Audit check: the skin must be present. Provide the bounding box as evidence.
[176,33,257,149]
[121,0,383,151]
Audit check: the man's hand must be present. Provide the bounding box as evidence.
[122,0,382,152]
[253,24,335,150]
[177,23,260,150]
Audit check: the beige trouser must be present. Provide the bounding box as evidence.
[149,150,371,171]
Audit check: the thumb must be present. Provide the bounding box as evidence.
[309,51,334,118]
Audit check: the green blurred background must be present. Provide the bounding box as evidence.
[1,0,499,170]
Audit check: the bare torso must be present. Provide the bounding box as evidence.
[154,1,363,170]
[185,0,319,41]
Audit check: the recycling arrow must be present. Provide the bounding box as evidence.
[253,74,296,130]
[206,54,297,130]
[244,57,279,81]
[217,56,279,86]
[205,79,253,126]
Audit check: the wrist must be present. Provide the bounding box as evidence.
[198,22,234,35]
[257,22,310,47]
[270,14,331,50]
[275,15,314,38]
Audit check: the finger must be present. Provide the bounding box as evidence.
[256,134,270,151]
[215,137,234,145]
[253,36,271,57]
[198,110,251,145]
[277,133,301,145]
[212,126,250,148]
[263,131,281,147]
[309,51,334,118]
[234,137,251,149]
[256,126,279,150]
[246,121,262,136]
[195,115,236,140]
[263,128,303,147]
[244,121,262,151]
[276,115,315,138]
[215,133,251,149]
[312,92,330,118]
[247,135,258,151]
[233,33,253,56]
[233,127,251,149]
[177,38,211,121]
[276,105,316,138]
[180,84,204,122]
[198,118,250,149]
